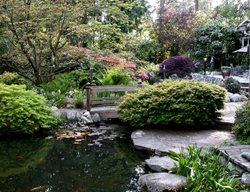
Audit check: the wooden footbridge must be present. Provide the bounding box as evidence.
[85,84,142,120]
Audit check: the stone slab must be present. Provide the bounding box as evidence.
[218,145,250,173]
[145,156,178,172]
[132,129,238,154]
[138,173,186,192]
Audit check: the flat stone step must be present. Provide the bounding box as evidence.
[218,145,250,173]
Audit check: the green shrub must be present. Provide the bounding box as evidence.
[0,72,31,87]
[73,89,85,108]
[223,77,241,94]
[233,103,250,144]
[98,67,133,85]
[169,146,243,191]
[118,80,226,127]
[39,70,88,107]
[0,84,59,135]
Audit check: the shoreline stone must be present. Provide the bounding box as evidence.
[138,173,186,192]
[145,156,179,172]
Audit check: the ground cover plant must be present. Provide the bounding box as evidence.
[169,146,245,191]
[118,80,226,127]
[39,70,87,107]
[0,84,59,135]
[233,103,250,144]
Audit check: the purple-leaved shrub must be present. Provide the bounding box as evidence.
[159,56,195,78]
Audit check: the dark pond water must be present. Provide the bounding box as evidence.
[0,124,146,192]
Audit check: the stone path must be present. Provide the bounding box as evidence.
[219,102,246,124]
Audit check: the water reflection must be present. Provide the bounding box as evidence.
[0,125,145,192]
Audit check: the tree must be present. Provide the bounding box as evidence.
[155,4,197,58]
[0,0,86,85]
[0,0,149,84]
[192,21,240,68]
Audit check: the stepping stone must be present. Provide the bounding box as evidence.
[241,172,250,186]
[138,173,186,192]
[145,156,179,172]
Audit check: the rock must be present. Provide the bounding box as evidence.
[92,113,101,124]
[145,156,179,172]
[138,173,186,192]
[63,96,74,108]
[241,152,250,161]
[61,109,83,120]
[81,111,93,124]
[51,106,61,117]
[241,172,250,186]
[229,93,248,102]
[131,129,235,154]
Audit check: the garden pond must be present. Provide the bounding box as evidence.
[0,124,147,192]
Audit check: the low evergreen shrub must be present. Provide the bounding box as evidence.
[233,103,250,144]
[169,146,244,191]
[0,84,59,135]
[223,77,241,94]
[118,80,226,127]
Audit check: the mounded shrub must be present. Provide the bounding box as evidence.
[233,103,250,144]
[223,77,241,94]
[98,67,132,85]
[159,56,195,78]
[118,80,226,127]
[0,84,59,135]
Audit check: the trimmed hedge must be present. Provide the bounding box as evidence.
[233,103,250,144]
[118,80,226,127]
[0,84,59,135]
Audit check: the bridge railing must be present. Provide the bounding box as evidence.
[85,84,142,111]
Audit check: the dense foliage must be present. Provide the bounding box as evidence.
[192,22,240,64]
[98,68,133,85]
[233,103,250,144]
[0,84,59,135]
[169,146,244,191]
[156,5,197,57]
[118,80,226,127]
[159,56,195,78]
[39,70,87,107]
[0,0,148,85]
[0,72,29,86]
[223,77,241,94]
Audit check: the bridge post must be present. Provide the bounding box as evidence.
[86,82,91,111]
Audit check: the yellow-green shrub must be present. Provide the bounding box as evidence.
[118,80,226,127]
[0,72,31,87]
[0,84,59,135]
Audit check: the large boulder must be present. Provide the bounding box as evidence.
[138,173,187,192]
[145,156,179,172]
